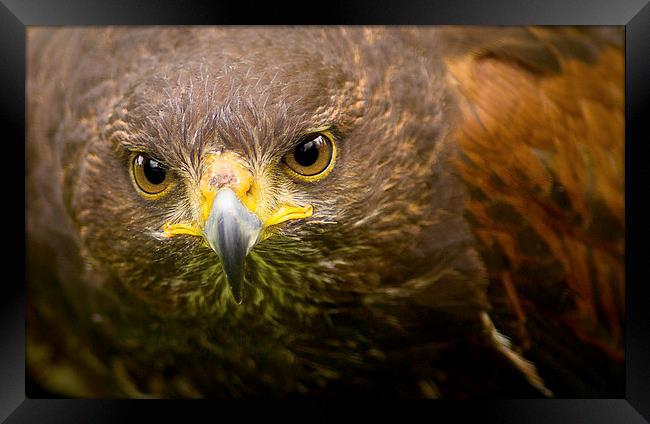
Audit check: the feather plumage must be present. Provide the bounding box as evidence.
[26,26,623,398]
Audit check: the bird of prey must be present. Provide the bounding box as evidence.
[26,27,624,398]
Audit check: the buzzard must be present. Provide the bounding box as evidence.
[26,27,623,398]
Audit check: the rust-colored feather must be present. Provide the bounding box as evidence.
[445,28,624,393]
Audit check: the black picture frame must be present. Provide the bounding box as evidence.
[3,0,649,421]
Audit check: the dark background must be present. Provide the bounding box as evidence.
[2,0,649,422]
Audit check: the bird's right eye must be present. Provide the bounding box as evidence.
[131,153,172,197]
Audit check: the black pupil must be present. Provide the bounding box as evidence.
[294,136,322,167]
[142,156,166,185]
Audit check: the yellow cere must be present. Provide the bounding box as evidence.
[162,150,315,240]
[199,152,258,223]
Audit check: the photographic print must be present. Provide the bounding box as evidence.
[26,26,624,398]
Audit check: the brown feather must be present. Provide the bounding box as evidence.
[446,29,624,393]
[26,26,623,398]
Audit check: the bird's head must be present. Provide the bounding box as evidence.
[69,28,462,317]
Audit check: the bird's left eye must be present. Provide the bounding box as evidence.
[283,132,336,180]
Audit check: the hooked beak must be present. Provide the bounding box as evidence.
[203,188,262,303]
[162,151,313,304]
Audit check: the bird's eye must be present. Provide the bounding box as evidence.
[284,132,336,180]
[131,153,171,196]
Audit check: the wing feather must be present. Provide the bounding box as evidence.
[443,26,624,395]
